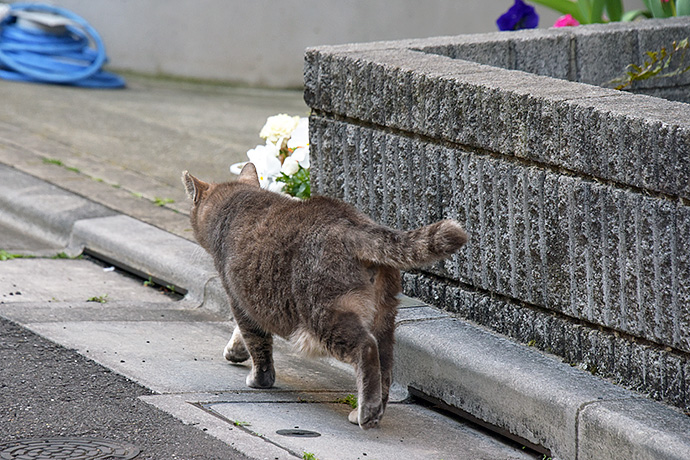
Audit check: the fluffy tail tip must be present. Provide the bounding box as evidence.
[436,220,468,254]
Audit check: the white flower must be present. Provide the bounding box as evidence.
[291,145,310,170]
[281,156,300,176]
[287,117,309,150]
[259,114,300,145]
[246,143,281,187]
[267,181,285,193]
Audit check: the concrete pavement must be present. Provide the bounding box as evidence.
[0,165,537,460]
[0,75,689,460]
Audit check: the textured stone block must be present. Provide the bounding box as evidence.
[419,33,513,69]
[512,30,573,80]
[575,27,637,86]
[635,21,690,90]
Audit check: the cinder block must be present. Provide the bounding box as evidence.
[599,187,624,331]
[396,136,413,231]
[512,30,573,80]
[662,352,686,409]
[675,126,690,199]
[646,199,675,345]
[676,205,690,353]
[575,27,637,86]
[635,21,690,90]
[585,183,605,325]
[420,34,513,69]
[644,346,665,402]
[544,174,574,314]
[382,133,400,228]
[369,129,386,222]
[451,150,475,284]
[303,49,320,108]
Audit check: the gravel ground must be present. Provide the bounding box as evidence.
[0,316,249,460]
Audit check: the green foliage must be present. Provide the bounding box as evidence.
[335,394,358,409]
[302,452,318,460]
[153,197,175,206]
[529,0,624,24]
[276,165,311,199]
[610,38,690,90]
[42,157,64,166]
[0,250,33,261]
[86,294,109,303]
[529,0,689,25]
[51,252,82,259]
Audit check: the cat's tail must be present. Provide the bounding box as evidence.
[352,220,468,270]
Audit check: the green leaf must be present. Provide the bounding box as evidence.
[605,0,623,21]
[529,0,586,23]
[590,0,606,23]
[577,0,593,23]
[275,166,311,199]
[678,0,690,15]
[621,9,652,21]
[645,0,673,17]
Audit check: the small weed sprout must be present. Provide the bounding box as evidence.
[233,421,251,427]
[302,452,317,460]
[42,158,63,166]
[610,38,690,90]
[0,250,33,261]
[154,197,175,207]
[335,394,358,409]
[51,252,82,260]
[87,294,109,304]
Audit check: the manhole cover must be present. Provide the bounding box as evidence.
[0,437,140,460]
[275,429,321,438]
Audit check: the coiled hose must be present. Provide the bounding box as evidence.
[0,3,125,88]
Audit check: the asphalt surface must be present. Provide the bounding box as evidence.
[0,315,250,460]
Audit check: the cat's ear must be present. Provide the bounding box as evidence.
[182,171,209,203]
[238,162,261,188]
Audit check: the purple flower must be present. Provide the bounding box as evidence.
[497,0,539,31]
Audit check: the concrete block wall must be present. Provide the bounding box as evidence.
[305,18,690,412]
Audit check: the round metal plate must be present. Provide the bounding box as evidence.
[0,437,140,460]
[275,429,321,438]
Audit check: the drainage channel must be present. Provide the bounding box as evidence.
[408,387,551,459]
[82,248,187,299]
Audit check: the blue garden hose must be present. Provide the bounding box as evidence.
[0,3,125,88]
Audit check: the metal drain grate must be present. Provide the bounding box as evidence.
[0,437,140,460]
[275,429,321,438]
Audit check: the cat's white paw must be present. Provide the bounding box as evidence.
[224,327,249,362]
[348,409,359,425]
[223,343,249,362]
[355,403,383,430]
[246,366,275,389]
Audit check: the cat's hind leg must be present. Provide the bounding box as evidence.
[223,325,250,363]
[375,320,395,416]
[236,321,276,389]
[326,310,383,430]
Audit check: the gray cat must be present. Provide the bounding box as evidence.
[182,163,467,429]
